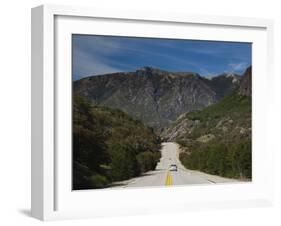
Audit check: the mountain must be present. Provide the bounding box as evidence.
[74,66,241,132]
[162,66,252,179]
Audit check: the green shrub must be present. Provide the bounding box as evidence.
[137,151,160,173]
[72,161,92,190]
[89,174,109,188]
[109,143,140,181]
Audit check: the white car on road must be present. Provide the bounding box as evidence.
[169,164,178,171]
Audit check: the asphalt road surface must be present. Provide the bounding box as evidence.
[112,142,238,188]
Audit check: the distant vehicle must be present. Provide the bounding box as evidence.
[169,164,177,171]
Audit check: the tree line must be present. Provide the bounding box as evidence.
[179,139,251,179]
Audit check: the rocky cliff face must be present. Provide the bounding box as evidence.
[202,72,241,99]
[73,66,241,132]
[239,66,252,96]
[162,66,252,141]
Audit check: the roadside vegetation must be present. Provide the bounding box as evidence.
[179,139,251,179]
[176,91,252,180]
[73,96,161,189]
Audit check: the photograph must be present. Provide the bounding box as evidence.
[72,35,252,190]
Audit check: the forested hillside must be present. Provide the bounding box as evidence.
[177,92,251,179]
[73,96,161,189]
[163,67,252,179]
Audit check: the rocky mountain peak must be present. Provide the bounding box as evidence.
[135,66,169,76]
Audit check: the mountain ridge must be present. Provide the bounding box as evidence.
[73,66,246,132]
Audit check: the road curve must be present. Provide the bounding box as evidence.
[111,142,237,188]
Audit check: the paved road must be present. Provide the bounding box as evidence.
[112,142,237,188]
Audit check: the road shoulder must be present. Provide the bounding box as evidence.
[183,168,244,183]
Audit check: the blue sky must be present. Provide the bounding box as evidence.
[72,35,252,80]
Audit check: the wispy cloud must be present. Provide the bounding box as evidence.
[198,68,216,77]
[73,35,121,55]
[73,36,204,78]
[73,35,252,79]
[228,62,248,72]
[73,48,122,80]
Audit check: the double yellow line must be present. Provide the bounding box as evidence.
[165,171,173,186]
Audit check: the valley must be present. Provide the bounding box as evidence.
[73,66,252,189]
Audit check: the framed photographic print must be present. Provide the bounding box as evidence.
[31,4,274,221]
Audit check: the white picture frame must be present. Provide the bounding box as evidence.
[31,4,274,221]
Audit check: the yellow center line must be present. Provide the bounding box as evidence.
[165,171,173,186]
